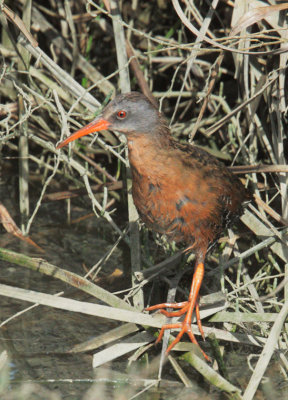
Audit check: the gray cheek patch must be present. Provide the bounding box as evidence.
[103,97,159,135]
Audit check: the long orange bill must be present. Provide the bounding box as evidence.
[56,117,111,149]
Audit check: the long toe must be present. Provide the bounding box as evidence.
[146,301,188,311]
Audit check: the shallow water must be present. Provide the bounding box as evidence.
[0,168,287,400]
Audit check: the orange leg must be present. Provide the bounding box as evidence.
[146,261,210,361]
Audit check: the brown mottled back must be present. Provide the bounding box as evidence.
[128,131,249,256]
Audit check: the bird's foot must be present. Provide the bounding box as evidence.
[146,298,205,339]
[146,299,210,361]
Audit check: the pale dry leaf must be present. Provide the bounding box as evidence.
[0,203,43,252]
[231,3,288,36]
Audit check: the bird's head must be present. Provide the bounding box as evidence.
[56,92,161,149]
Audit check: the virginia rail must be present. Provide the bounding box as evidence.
[56,92,249,360]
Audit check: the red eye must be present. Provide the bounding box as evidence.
[117,110,127,119]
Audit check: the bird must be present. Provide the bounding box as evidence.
[56,91,249,361]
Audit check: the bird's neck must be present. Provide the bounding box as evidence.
[127,124,175,178]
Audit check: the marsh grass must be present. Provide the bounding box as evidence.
[0,1,288,399]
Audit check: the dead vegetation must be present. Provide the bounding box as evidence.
[0,1,288,399]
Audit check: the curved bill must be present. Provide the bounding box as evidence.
[56,117,111,149]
